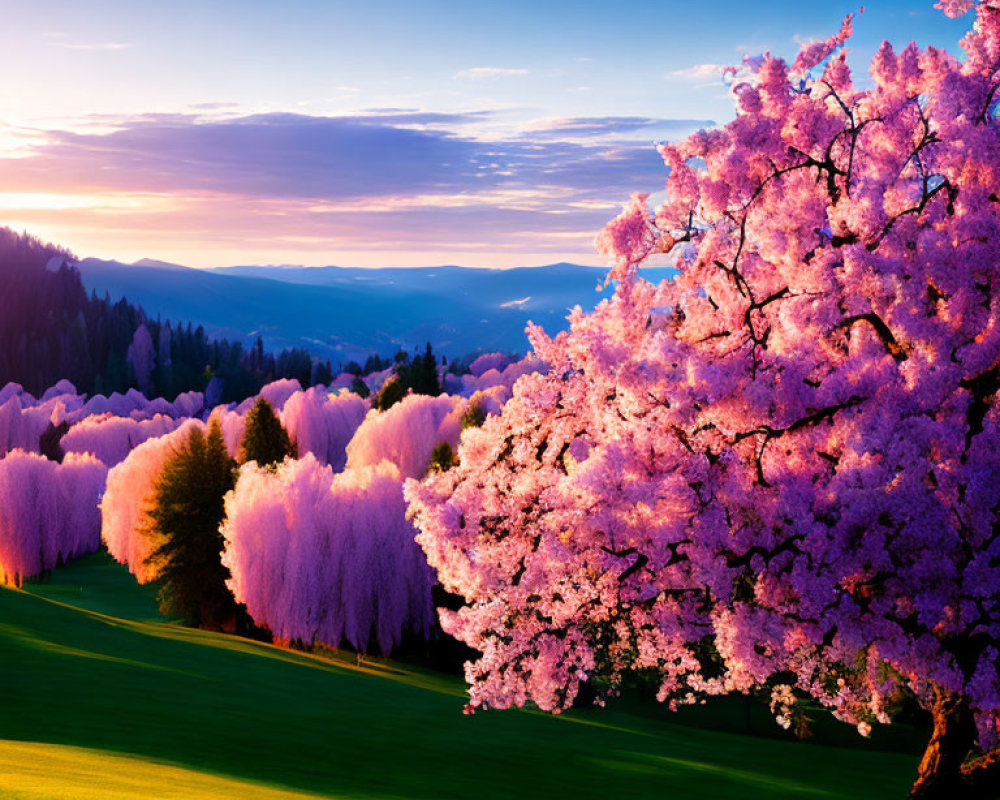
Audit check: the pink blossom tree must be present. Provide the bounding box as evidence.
[406,3,1000,797]
[221,454,435,653]
[126,324,155,398]
[347,393,466,479]
[0,451,107,585]
[61,413,182,467]
[280,387,368,471]
[100,419,206,583]
[0,391,71,455]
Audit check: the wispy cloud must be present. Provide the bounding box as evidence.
[670,63,726,80]
[48,41,136,51]
[454,67,529,80]
[188,101,240,111]
[522,116,712,140]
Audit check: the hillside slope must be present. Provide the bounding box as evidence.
[0,553,918,800]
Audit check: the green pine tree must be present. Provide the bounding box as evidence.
[143,421,237,628]
[239,397,296,466]
[418,341,441,396]
[428,441,456,473]
[350,375,370,398]
[371,374,407,411]
[461,398,486,430]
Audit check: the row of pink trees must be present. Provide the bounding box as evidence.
[219,393,471,652]
[99,389,474,652]
[0,451,107,585]
[406,2,1000,797]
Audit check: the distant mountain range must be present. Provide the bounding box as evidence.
[77,259,675,364]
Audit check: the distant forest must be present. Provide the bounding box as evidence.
[0,229,332,402]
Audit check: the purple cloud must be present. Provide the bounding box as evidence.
[0,110,701,263]
[522,116,713,139]
[0,111,671,202]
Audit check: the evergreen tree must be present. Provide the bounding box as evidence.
[350,375,370,398]
[417,341,441,396]
[392,342,441,397]
[363,353,389,374]
[312,359,333,386]
[460,398,486,431]
[371,374,407,411]
[239,397,296,466]
[143,421,236,628]
[427,442,455,473]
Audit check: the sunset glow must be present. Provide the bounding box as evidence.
[0,1,969,268]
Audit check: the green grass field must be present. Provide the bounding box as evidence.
[0,552,920,800]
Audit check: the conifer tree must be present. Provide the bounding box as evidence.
[144,421,236,628]
[239,397,295,467]
[418,341,441,396]
[350,375,370,398]
[371,374,407,411]
[427,442,455,473]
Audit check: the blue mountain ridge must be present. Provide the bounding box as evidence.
[77,259,676,364]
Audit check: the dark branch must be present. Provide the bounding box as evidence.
[837,313,908,361]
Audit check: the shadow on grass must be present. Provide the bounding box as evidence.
[0,552,919,800]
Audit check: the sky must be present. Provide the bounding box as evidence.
[0,0,972,268]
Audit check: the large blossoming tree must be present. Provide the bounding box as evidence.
[405,3,1000,797]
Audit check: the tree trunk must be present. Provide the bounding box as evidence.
[910,689,975,800]
[908,688,1000,800]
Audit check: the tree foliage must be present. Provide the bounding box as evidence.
[280,387,368,471]
[221,455,435,654]
[0,451,106,585]
[371,374,408,411]
[428,442,456,473]
[395,342,441,397]
[144,421,237,628]
[406,4,1000,797]
[240,398,295,467]
[348,393,465,480]
[101,419,208,583]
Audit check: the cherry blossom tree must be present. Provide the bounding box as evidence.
[61,413,182,467]
[0,391,71,455]
[221,454,435,653]
[0,451,107,585]
[235,378,301,414]
[280,387,368,471]
[406,3,1000,797]
[442,355,547,398]
[347,393,466,479]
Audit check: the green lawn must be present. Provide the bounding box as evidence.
[0,552,919,800]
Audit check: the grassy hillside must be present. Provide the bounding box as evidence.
[0,553,919,800]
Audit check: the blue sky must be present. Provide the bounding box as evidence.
[0,1,972,267]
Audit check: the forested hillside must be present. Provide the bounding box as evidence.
[0,229,329,402]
